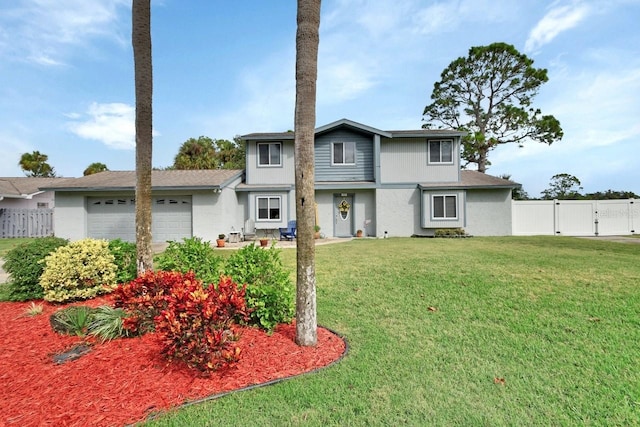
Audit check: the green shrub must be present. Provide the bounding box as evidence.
[50,305,97,336]
[434,228,467,237]
[87,305,131,342]
[224,243,295,332]
[2,236,68,301]
[156,237,223,284]
[40,238,117,303]
[108,239,137,284]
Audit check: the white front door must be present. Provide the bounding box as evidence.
[334,195,353,237]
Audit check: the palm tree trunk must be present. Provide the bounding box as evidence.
[294,0,321,346]
[132,0,153,274]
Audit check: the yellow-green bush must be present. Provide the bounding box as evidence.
[40,238,117,303]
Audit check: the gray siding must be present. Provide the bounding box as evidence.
[315,129,374,181]
[379,137,460,183]
[245,140,295,185]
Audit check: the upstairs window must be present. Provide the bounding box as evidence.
[257,196,281,221]
[332,142,356,165]
[428,140,453,164]
[432,195,457,219]
[258,142,281,167]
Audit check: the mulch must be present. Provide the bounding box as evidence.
[0,297,346,427]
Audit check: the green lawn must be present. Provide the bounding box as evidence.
[145,236,640,426]
[0,238,34,257]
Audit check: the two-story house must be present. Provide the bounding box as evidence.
[240,118,518,238]
[43,119,518,242]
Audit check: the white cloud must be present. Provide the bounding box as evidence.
[67,102,136,150]
[0,0,129,65]
[525,1,591,52]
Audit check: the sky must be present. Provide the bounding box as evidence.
[1,0,639,197]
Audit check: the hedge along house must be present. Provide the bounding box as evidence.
[41,119,519,243]
[239,119,519,238]
[43,169,244,243]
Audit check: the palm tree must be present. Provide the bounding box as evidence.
[83,162,108,176]
[132,0,153,274]
[19,151,56,177]
[294,0,321,346]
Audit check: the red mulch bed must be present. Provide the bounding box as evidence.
[0,297,346,427]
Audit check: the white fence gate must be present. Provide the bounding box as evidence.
[512,199,638,236]
[0,208,54,238]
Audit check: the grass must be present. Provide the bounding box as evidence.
[0,238,35,257]
[1,236,638,424]
[143,236,640,426]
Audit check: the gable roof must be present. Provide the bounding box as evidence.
[240,118,465,141]
[39,170,244,192]
[419,171,520,190]
[0,177,70,199]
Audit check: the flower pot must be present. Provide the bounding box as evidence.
[259,239,269,247]
[356,230,363,238]
[216,239,225,248]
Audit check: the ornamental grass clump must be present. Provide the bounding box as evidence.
[40,239,117,303]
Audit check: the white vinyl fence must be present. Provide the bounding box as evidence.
[0,208,54,238]
[512,199,638,236]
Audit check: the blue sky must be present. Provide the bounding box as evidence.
[1,0,639,197]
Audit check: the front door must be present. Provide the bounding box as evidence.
[334,194,354,237]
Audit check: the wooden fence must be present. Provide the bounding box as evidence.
[512,199,638,236]
[0,208,54,238]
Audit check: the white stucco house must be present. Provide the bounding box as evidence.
[0,177,64,209]
[42,119,519,242]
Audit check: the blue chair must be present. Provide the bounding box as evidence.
[279,220,296,241]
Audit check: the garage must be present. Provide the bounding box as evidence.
[87,196,192,242]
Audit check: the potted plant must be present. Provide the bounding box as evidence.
[314,225,321,239]
[356,229,363,238]
[216,234,226,248]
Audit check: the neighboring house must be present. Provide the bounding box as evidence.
[0,177,64,209]
[41,119,519,243]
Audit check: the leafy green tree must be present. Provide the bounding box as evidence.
[19,151,56,177]
[132,0,154,274]
[214,136,245,169]
[173,136,219,169]
[172,136,245,170]
[294,0,321,346]
[83,162,109,176]
[541,173,583,200]
[583,190,639,200]
[423,42,563,172]
[499,174,529,200]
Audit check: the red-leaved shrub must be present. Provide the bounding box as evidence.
[155,275,250,372]
[113,270,196,335]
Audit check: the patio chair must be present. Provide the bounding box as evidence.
[242,218,257,241]
[279,220,296,241]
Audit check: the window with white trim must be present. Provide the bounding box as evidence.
[332,141,356,165]
[257,196,281,221]
[432,195,457,219]
[257,142,281,166]
[428,140,453,164]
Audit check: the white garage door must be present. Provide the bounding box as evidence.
[87,196,192,242]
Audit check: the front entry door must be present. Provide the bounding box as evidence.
[334,195,354,237]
